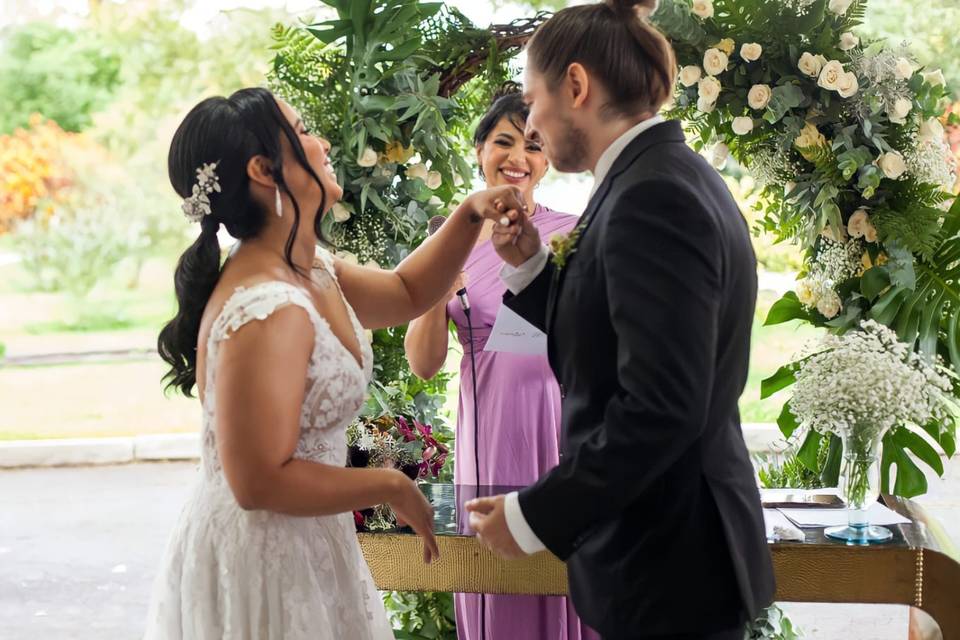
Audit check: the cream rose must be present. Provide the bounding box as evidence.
[919,117,945,143]
[878,151,907,179]
[697,96,716,113]
[710,143,730,170]
[817,290,842,319]
[837,71,859,98]
[716,38,735,56]
[740,42,762,62]
[732,116,754,136]
[332,202,352,223]
[817,60,845,91]
[679,65,702,87]
[924,69,946,87]
[839,32,860,51]
[795,122,826,150]
[357,146,378,167]
[828,0,854,15]
[406,163,429,181]
[703,48,729,76]
[894,58,914,81]
[426,171,443,190]
[798,52,823,78]
[796,280,818,306]
[692,0,714,19]
[697,76,721,103]
[747,84,772,110]
[887,97,913,124]
[847,209,878,243]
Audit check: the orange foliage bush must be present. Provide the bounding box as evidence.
[0,114,79,233]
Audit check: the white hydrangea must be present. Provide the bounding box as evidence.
[790,320,952,443]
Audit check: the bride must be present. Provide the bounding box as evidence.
[144,87,526,639]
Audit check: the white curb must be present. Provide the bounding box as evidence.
[0,425,781,469]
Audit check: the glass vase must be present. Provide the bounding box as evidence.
[825,430,893,544]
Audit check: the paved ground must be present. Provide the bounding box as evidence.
[1,462,958,639]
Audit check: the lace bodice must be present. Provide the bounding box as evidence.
[199,249,374,479]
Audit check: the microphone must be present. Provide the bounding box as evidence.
[427,215,471,316]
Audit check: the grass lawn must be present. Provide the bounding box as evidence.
[0,249,817,440]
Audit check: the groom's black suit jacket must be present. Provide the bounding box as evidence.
[505,121,775,637]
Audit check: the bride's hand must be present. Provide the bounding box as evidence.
[465,185,526,224]
[388,475,440,564]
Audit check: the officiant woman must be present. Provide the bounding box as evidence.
[404,87,597,640]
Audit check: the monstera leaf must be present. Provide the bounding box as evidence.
[867,196,960,368]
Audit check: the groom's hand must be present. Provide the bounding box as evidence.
[491,206,541,268]
[465,495,526,559]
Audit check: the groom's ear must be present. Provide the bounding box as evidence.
[565,63,590,110]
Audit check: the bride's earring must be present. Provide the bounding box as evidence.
[275,187,283,218]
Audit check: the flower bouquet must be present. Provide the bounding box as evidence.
[789,320,952,543]
[347,414,449,532]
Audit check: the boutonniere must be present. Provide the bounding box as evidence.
[549,226,582,272]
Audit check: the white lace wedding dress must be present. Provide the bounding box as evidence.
[144,250,393,639]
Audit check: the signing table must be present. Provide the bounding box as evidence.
[358,484,960,638]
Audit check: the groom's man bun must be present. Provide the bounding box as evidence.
[525,0,675,118]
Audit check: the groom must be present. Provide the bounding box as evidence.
[465,2,775,639]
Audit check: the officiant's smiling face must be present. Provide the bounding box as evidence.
[476,116,548,197]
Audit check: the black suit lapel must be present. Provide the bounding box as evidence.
[545,120,685,335]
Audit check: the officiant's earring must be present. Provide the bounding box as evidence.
[275,187,283,218]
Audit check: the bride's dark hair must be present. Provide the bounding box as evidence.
[158,87,327,396]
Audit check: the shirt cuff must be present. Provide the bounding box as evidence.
[504,491,547,555]
[499,244,549,295]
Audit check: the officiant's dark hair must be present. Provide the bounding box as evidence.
[158,87,327,396]
[526,0,676,118]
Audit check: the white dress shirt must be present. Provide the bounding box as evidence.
[500,115,667,555]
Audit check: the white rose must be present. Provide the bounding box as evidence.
[919,117,945,143]
[697,76,721,103]
[406,163,429,181]
[710,143,730,170]
[828,0,854,15]
[732,116,754,136]
[796,280,819,306]
[847,209,877,243]
[332,202,352,223]
[426,171,443,190]
[740,42,762,62]
[887,97,913,124]
[924,69,946,87]
[697,96,716,113]
[817,60,845,91]
[798,52,823,78]
[817,290,842,319]
[878,151,907,179]
[837,71,859,99]
[357,146,378,167]
[703,48,729,76]
[894,58,914,81]
[839,32,860,51]
[679,65,703,87]
[747,84,772,110]
[336,250,359,265]
[692,0,714,19]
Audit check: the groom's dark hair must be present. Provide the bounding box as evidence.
[526,0,676,118]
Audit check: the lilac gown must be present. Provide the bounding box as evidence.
[447,204,600,640]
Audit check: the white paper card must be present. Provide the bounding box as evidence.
[763,509,805,542]
[779,502,911,528]
[483,305,547,356]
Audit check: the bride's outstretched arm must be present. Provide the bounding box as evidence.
[213,305,439,561]
[335,186,525,329]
